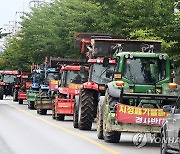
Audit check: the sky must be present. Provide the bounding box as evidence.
[0,0,31,29]
[0,0,51,32]
[0,0,51,49]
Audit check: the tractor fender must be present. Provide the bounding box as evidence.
[107,82,121,98]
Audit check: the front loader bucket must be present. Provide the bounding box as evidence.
[74,32,124,49]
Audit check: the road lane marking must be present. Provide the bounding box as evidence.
[9,104,120,154]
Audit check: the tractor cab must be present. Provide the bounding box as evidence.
[31,69,45,90]
[88,58,116,85]
[0,70,20,99]
[60,65,89,88]
[1,71,19,84]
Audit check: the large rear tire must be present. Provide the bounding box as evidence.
[103,90,120,143]
[0,86,4,100]
[13,89,18,102]
[78,89,94,130]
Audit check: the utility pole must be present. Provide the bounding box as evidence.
[29,0,47,7]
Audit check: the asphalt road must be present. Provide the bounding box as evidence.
[0,97,160,154]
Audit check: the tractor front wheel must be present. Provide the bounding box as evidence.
[18,99,23,104]
[0,86,4,100]
[38,109,47,115]
[13,89,18,102]
[52,104,56,119]
[78,89,94,130]
[28,101,35,109]
[56,114,65,121]
[103,91,121,143]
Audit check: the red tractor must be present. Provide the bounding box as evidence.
[0,70,21,100]
[73,33,124,130]
[52,64,89,121]
[13,73,32,104]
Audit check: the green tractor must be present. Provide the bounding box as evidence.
[97,40,180,143]
[26,68,44,109]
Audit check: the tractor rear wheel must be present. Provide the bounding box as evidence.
[38,109,47,115]
[0,86,4,100]
[18,99,23,104]
[56,114,65,121]
[78,89,94,130]
[13,89,18,102]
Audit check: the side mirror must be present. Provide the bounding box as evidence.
[163,105,175,113]
[103,57,109,67]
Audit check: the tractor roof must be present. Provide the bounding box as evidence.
[33,69,44,73]
[88,58,116,64]
[2,71,19,75]
[49,57,86,67]
[47,68,59,73]
[61,65,89,71]
[74,32,124,49]
[117,52,168,58]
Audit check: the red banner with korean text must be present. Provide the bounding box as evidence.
[116,103,169,126]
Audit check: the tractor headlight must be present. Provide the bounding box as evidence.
[125,54,129,59]
[159,55,163,60]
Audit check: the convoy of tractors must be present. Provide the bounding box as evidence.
[0,32,180,154]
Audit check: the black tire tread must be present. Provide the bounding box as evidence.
[0,86,4,100]
[56,114,65,121]
[78,89,94,130]
[73,103,78,128]
[97,106,103,139]
[18,99,23,104]
[38,109,47,115]
[13,89,18,102]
